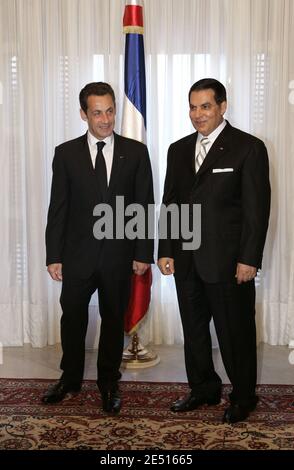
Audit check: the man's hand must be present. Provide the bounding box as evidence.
[47,263,63,281]
[133,261,150,276]
[157,257,175,275]
[235,263,257,284]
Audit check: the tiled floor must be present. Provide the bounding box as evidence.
[0,343,293,384]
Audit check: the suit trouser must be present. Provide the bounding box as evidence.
[59,268,131,392]
[175,266,257,406]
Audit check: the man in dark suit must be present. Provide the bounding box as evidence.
[43,82,154,413]
[158,78,270,423]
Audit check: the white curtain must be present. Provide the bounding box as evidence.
[0,0,293,347]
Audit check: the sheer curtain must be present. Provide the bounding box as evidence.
[0,0,293,348]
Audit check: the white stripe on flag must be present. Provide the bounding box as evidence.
[121,95,146,144]
[126,0,143,6]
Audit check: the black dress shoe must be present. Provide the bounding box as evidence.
[109,390,122,413]
[101,390,122,413]
[170,392,221,412]
[223,404,252,424]
[42,380,81,404]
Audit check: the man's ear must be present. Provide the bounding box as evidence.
[221,100,227,116]
[80,108,88,122]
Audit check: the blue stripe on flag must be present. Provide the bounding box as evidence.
[124,34,146,127]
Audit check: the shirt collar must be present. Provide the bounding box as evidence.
[87,130,113,147]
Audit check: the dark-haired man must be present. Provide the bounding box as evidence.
[43,82,154,412]
[158,78,270,423]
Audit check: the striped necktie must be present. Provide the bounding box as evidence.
[195,137,210,173]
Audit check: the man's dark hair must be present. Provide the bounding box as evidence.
[189,78,227,104]
[79,82,116,113]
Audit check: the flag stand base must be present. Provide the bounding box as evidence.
[122,333,160,369]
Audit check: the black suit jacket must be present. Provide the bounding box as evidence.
[158,122,271,282]
[46,132,154,279]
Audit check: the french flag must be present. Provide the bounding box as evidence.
[122,0,152,334]
[122,0,146,142]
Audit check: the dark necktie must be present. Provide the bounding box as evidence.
[95,141,107,196]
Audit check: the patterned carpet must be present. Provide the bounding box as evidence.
[0,379,294,450]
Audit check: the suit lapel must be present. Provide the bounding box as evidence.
[80,133,94,172]
[187,133,198,175]
[107,133,126,202]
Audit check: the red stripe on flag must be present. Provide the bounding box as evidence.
[124,269,152,334]
[123,5,143,28]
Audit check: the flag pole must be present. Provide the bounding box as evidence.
[121,0,159,368]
